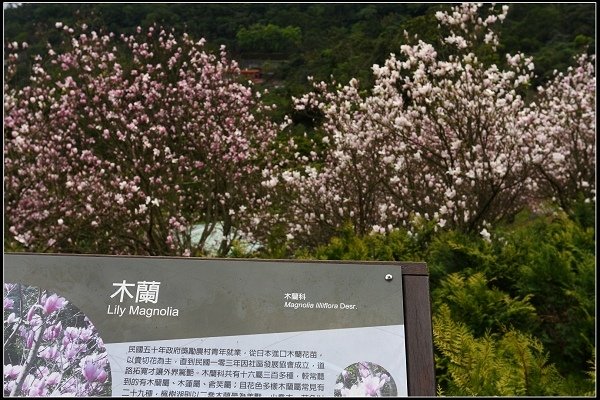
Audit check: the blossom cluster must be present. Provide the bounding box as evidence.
[258,3,594,246]
[334,361,396,397]
[3,284,110,396]
[525,53,596,209]
[5,23,282,256]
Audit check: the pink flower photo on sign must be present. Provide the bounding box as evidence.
[334,361,397,397]
[3,283,111,397]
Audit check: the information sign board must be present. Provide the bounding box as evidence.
[3,253,434,397]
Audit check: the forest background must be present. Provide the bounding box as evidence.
[3,2,596,396]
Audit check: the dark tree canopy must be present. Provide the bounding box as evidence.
[4,3,595,89]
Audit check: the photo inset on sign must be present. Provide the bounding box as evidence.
[334,361,398,397]
[3,283,111,397]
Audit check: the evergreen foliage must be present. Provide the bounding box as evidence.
[299,207,595,396]
[432,272,537,337]
[4,3,595,95]
[433,304,564,396]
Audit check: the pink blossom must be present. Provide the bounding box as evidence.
[96,369,108,384]
[64,326,80,342]
[39,345,60,361]
[33,365,49,378]
[80,355,105,382]
[3,364,23,379]
[22,374,48,396]
[45,371,62,386]
[25,330,35,349]
[361,374,387,396]
[6,312,18,324]
[28,378,47,397]
[4,380,16,393]
[358,362,370,378]
[42,294,67,315]
[64,342,84,360]
[30,313,43,326]
[79,327,93,341]
[3,297,14,310]
[43,321,63,341]
[26,305,38,322]
[59,376,78,395]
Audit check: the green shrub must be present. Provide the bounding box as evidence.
[434,304,565,396]
[425,230,497,287]
[425,209,595,377]
[306,223,427,262]
[432,272,538,337]
[493,210,595,374]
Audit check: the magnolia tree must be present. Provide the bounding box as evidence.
[4,24,281,256]
[265,3,545,245]
[526,53,596,211]
[3,284,110,396]
[258,77,395,246]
